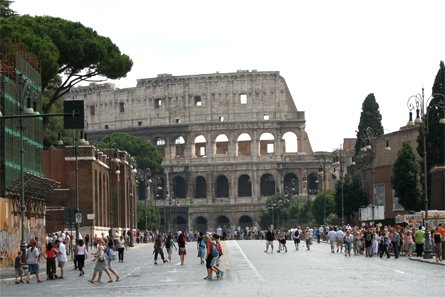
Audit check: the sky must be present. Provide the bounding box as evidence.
[11,0,445,152]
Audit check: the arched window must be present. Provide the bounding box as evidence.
[217,215,230,227]
[156,138,166,160]
[173,176,186,198]
[174,136,185,158]
[238,174,252,197]
[282,131,298,153]
[237,133,251,156]
[259,133,275,155]
[284,173,299,195]
[239,215,253,229]
[260,173,276,196]
[194,135,207,157]
[195,216,208,233]
[307,172,319,195]
[216,175,229,198]
[195,176,207,198]
[215,134,229,155]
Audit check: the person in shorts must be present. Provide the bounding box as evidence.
[55,239,67,279]
[264,227,275,253]
[14,250,24,284]
[177,231,186,265]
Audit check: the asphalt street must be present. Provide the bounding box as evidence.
[0,240,443,297]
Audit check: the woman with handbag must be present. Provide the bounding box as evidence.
[88,238,113,283]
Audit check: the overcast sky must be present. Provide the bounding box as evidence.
[12,0,445,152]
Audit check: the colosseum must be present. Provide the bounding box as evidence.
[66,70,332,233]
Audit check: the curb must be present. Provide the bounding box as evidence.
[408,257,445,266]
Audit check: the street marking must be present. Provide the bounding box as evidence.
[394,269,405,274]
[231,241,265,282]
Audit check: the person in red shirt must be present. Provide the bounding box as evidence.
[43,242,59,280]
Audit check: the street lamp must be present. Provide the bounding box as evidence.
[333,146,345,226]
[359,127,391,224]
[145,168,152,232]
[107,140,120,239]
[318,157,328,224]
[406,89,445,257]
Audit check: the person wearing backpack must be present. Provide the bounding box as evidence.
[379,231,390,259]
[165,234,177,263]
[293,228,301,251]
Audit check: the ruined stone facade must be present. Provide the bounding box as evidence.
[66,70,333,232]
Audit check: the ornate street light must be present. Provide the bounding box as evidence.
[406,89,445,258]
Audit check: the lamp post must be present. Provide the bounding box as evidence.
[145,168,152,232]
[333,146,345,226]
[107,140,120,239]
[407,90,445,258]
[318,157,328,224]
[359,127,391,225]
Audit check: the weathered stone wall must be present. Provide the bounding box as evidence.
[67,70,329,232]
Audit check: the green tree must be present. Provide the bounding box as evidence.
[334,173,366,225]
[311,189,335,225]
[0,15,133,130]
[94,132,163,176]
[0,0,16,18]
[417,61,445,171]
[137,201,160,231]
[355,93,384,155]
[392,141,422,211]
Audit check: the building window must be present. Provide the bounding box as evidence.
[240,94,247,104]
[176,119,181,123]
[119,102,125,112]
[155,98,162,108]
[90,105,95,116]
[138,121,142,126]
[105,125,109,129]
[195,96,202,106]
[219,116,224,122]
[263,114,270,120]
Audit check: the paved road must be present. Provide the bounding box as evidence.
[0,240,443,297]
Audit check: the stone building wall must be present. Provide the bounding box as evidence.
[66,70,332,232]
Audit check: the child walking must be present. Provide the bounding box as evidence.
[14,251,24,284]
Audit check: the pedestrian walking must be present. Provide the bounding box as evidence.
[414,226,425,257]
[404,230,414,257]
[117,235,126,262]
[363,227,373,257]
[327,227,337,253]
[88,238,113,283]
[391,229,401,258]
[154,235,167,264]
[379,231,390,259]
[197,232,206,264]
[76,239,88,276]
[104,239,120,281]
[55,239,67,279]
[165,234,177,263]
[264,227,275,253]
[432,227,442,262]
[14,250,24,284]
[293,227,301,251]
[177,231,187,265]
[344,230,353,257]
[26,239,42,284]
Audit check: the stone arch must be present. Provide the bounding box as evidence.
[194,134,207,158]
[195,216,208,233]
[195,176,207,198]
[174,136,186,158]
[259,132,275,155]
[216,215,230,227]
[282,131,298,153]
[284,173,299,195]
[175,215,188,232]
[215,134,229,155]
[239,215,253,229]
[216,175,229,198]
[260,173,276,196]
[236,133,251,156]
[173,175,186,198]
[238,174,252,197]
[307,172,319,195]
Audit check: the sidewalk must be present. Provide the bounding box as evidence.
[0,243,150,284]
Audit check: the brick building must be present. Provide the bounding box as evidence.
[43,145,138,238]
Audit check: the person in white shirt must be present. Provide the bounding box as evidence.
[55,239,68,279]
[336,228,345,253]
[327,227,338,253]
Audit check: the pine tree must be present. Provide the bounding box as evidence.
[0,0,17,18]
[392,141,422,211]
[355,93,384,155]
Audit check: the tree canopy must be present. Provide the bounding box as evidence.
[355,93,384,155]
[311,189,335,225]
[94,132,163,176]
[0,0,16,18]
[334,173,366,225]
[392,141,422,211]
[0,15,133,118]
